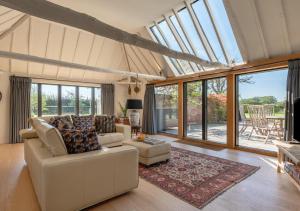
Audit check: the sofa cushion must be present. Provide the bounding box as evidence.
[48,115,73,128]
[71,115,94,130]
[30,118,68,156]
[97,133,124,146]
[95,115,116,133]
[60,129,101,154]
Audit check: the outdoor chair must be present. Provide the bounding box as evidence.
[239,104,251,134]
[247,105,274,144]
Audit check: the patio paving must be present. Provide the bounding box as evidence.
[161,123,279,152]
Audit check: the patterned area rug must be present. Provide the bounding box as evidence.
[139,147,260,209]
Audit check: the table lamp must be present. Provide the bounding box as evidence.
[126,99,143,126]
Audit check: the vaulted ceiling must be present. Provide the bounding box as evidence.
[0,6,170,83]
[0,0,300,82]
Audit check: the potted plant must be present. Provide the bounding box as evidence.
[119,102,128,118]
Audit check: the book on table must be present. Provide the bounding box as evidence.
[143,137,165,145]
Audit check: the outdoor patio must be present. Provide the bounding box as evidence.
[163,123,279,152]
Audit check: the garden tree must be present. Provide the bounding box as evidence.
[240,96,277,105]
[31,87,93,116]
[31,85,46,116]
[207,75,254,94]
[240,96,285,114]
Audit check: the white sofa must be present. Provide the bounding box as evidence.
[40,116,131,148]
[20,118,139,211]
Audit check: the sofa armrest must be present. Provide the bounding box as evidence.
[116,124,131,141]
[19,128,38,140]
[39,146,138,211]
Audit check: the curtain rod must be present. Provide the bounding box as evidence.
[15,74,103,87]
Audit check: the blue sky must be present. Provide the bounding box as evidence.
[239,68,288,101]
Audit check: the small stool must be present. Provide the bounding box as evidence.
[124,140,171,166]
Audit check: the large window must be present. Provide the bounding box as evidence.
[207,78,227,143]
[41,84,58,116]
[94,87,102,115]
[79,87,92,115]
[148,0,243,75]
[155,84,179,135]
[31,83,38,117]
[236,69,288,152]
[184,77,227,143]
[30,83,102,116]
[61,86,76,115]
[185,81,203,139]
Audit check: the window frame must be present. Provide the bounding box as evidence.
[31,83,101,117]
[183,76,227,144]
[234,68,288,152]
[155,83,179,135]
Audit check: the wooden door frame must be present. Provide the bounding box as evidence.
[151,53,300,157]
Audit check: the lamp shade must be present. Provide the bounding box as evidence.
[126,99,143,109]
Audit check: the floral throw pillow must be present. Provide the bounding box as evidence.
[49,115,73,129]
[59,129,101,154]
[71,115,94,130]
[105,115,116,133]
[94,115,116,134]
[94,115,106,134]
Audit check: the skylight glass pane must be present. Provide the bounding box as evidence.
[170,15,193,54]
[158,21,194,74]
[170,15,203,72]
[150,26,182,75]
[207,0,243,64]
[158,20,181,51]
[177,8,209,61]
[192,0,227,64]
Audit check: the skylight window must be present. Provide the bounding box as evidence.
[158,20,194,74]
[192,0,227,64]
[148,0,243,75]
[177,8,209,61]
[207,0,243,64]
[150,26,183,75]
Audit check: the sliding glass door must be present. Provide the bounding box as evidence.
[155,84,179,135]
[236,68,288,152]
[207,78,227,143]
[185,81,203,139]
[184,77,227,143]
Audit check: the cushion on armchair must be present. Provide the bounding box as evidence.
[71,115,94,130]
[60,129,101,154]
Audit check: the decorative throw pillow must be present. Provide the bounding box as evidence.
[94,115,116,133]
[59,129,101,154]
[105,115,116,133]
[71,115,94,130]
[49,116,73,128]
[94,115,107,134]
[57,118,75,131]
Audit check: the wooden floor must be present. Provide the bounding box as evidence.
[1,140,300,211]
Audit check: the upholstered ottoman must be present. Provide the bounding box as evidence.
[124,140,171,166]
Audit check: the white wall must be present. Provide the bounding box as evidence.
[114,83,146,120]
[0,72,10,144]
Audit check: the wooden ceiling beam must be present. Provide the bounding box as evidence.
[0,14,29,40]
[0,50,166,80]
[0,0,224,68]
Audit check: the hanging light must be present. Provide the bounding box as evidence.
[134,73,140,94]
